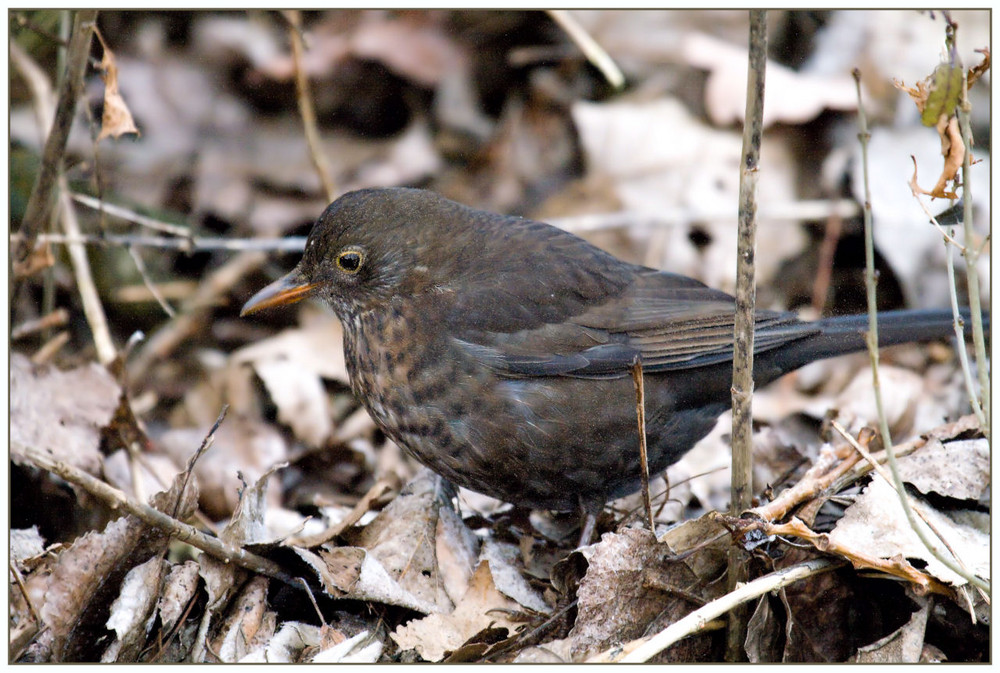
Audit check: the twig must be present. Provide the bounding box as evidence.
[15,439,296,585]
[31,330,70,364]
[957,70,990,433]
[589,558,839,663]
[58,173,118,364]
[727,10,767,662]
[128,246,177,318]
[290,479,393,548]
[72,193,194,239]
[284,10,337,202]
[15,9,98,261]
[854,70,990,598]
[11,231,307,252]
[128,251,266,382]
[830,421,989,593]
[629,356,654,534]
[810,205,843,314]
[11,308,70,340]
[908,177,984,427]
[750,429,869,523]
[547,10,625,90]
[175,405,229,520]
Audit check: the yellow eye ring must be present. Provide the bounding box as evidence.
[335,249,364,274]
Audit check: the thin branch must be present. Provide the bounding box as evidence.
[589,558,840,663]
[630,356,654,534]
[854,70,989,599]
[58,174,118,364]
[128,246,176,318]
[11,308,70,340]
[72,193,194,239]
[957,73,990,433]
[727,9,767,662]
[15,9,98,261]
[547,10,625,90]
[284,10,337,202]
[15,439,296,585]
[11,231,307,253]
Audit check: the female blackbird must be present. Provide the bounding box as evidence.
[242,187,973,516]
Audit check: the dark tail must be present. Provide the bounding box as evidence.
[756,308,989,386]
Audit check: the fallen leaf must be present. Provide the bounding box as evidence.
[390,560,520,662]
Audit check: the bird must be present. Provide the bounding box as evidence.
[242,187,980,533]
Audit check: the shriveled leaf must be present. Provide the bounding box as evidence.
[344,469,470,614]
[210,575,271,663]
[97,45,140,140]
[920,61,963,127]
[102,558,168,662]
[156,560,201,633]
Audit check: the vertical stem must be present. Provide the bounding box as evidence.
[16,9,99,259]
[630,357,655,534]
[957,76,989,434]
[285,10,337,202]
[727,9,767,663]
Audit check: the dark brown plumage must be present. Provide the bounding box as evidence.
[242,187,971,515]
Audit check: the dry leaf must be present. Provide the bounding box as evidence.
[828,478,988,588]
[390,560,520,662]
[11,352,120,477]
[102,558,168,662]
[97,44,140,140]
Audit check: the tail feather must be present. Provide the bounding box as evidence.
[756,308,988,386]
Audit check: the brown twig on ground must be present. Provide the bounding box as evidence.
[284,10,337,202]
[749,429,869,523]
[727,9,767,661]
[15,439,295,585]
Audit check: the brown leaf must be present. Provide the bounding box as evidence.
[11,352,120,478]
[97,45,140,141]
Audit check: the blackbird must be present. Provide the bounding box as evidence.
[242,187,975,518]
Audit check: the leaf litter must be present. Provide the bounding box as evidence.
[9,9,990,663]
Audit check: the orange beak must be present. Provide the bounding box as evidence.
[240,267,321,316]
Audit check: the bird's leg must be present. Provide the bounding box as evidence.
[577,512,598,548]
[576,495,602,547]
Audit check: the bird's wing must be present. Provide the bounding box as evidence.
[451,270,818,379]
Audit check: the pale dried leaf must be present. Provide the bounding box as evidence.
[681,32,857,127]
[97,45,140,140]
[828,478,989,587]
[11,526,47,564]
[11,352,120,476]
[211,575,270,663]
[480,540,549,614]
[102,557,167,662]
[346,469,461,613]
[391,560,520,662]
[896,438,989,500]
[156,560,201,633]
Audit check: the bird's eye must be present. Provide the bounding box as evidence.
[336,249,363,274]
